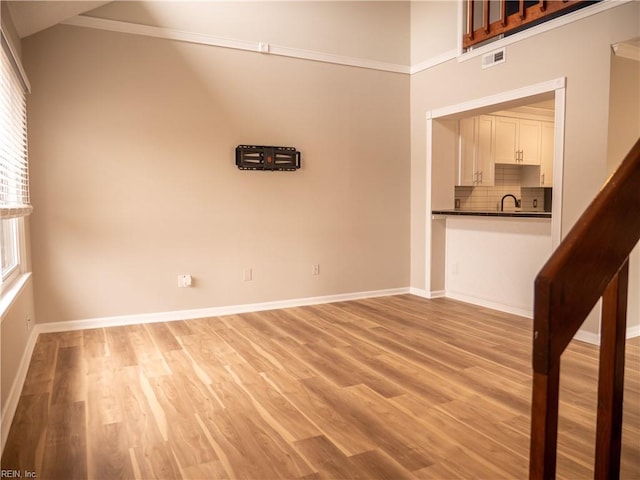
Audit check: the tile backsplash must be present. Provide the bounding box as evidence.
[455,165,547,212]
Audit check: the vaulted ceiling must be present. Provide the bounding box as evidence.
[7,1,111,38]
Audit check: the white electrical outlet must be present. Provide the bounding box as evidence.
[243,268,252,282]
[178,274,192,288]
[312,264,320,276]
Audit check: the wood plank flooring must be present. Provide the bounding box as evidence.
[2,295,639,479]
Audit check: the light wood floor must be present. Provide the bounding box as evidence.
[2,295,639,479]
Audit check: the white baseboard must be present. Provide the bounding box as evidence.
[1,326,38,453]
[408,287,429,298]
[445,291,533,319]
[573,329,601,346]
[626,324,640,339]
[442,291,640,345]
[574,324,640,346]
[429,290,446,299]
[35,287,411,334]
[408,287,445,299]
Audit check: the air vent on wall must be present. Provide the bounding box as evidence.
[481,48,506,69]
[236,145,301,171]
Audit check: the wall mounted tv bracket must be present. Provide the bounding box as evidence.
[236,145,301,171]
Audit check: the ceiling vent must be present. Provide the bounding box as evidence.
[482,48,506,69]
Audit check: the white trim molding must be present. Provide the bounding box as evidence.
[408,287,446,299]
[1,326,38,453]
[35,287,411,334]
[572,326,640,346]
[0,29,30,93]
[445,291,534,319]
[0,273,32,321]
[62,15,410,74]
[573,329,601,346]
[627,324,640,339]
[410,49,457,75]
[60,0,629,77]
[429,77,565,119]
[612,42,640,62]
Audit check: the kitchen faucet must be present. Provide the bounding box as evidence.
[500,194,521,211]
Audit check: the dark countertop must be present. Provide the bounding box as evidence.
[432,209,552,219]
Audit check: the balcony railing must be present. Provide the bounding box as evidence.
[464,0,596,50]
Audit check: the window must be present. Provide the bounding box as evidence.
[1,218,19,281]
[1,30,31,290]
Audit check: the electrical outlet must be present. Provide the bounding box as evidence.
[243,268,252,282]
[533,199,538,208]
[455,198,461,209]
[312,264,320,276]
[177,274,192,288]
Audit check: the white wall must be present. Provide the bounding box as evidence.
[445,218,552,316]
[410,1,640,334]
[87,1,411,66]
[410,1,457,65]
[7,1,639,345]
[0,0,37,449]
[24,3,411,325]
[607,50,640,334]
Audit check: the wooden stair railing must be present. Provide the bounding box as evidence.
[464,0,592,50]
[529,137,640,479]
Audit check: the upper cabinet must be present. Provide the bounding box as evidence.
[494,116,542,165]
[457,115,495,186]
[458,112,554,188]
[539,121,554,187]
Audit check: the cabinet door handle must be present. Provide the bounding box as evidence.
[541,173,545,184]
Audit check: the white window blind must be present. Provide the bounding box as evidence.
[1,32,32,219]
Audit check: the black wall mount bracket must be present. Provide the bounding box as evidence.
[236,145,301,171]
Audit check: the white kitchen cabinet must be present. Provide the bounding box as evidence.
[519,119,542,165]
[494,116,518,164]
[476,115,495,185]
[521,121,555,188]
[457,115,494,186]
[494,116,541,165]
[458,117,476,186]
[539,121,554,187]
